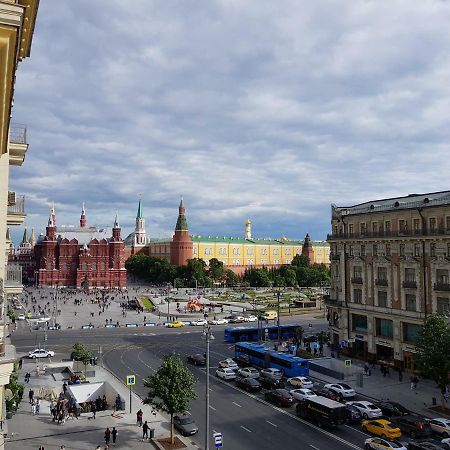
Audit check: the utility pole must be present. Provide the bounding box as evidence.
[275,289,282,344]
[203,323,214,450]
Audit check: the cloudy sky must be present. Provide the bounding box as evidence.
[9,0,450,244]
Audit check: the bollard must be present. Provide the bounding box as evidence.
[150,429,155,439]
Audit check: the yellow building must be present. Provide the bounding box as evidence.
[0,1,39,445]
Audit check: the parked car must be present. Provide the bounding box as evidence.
[167,321,184,328]
[187,354,206,366]
[28,349,54,359]
[173,415,199,436]
[346,401,382,419]
[238,367,260,378]
[362,419,402,439]
[218,358,239,370]
[407,441,447,450]
[429,418,450,438]
[235,376,262,392]
[287,376,314,389]
[345,404,363,423]
[324,383,356,400]
[215,367,237,381]
[264,389,294,407]
[390,416,432,439]
[315,387,340,402]
[227,315,245,323]
[290,388,317,402]
[374,400,410,418]
[442,437,450,449]
[191,319,208,326]
[260,374,285,390]
[260,368,283,379]
[243,315,258,322]
[364,438,407,450]
[209,318,228,325]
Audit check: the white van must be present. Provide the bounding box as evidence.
[261,310,278,321]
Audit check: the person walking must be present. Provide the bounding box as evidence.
[104,427,111,446]
[28,389,34,404]
[112,427,118,444]
[136,409,143,426]
[398,368,403,382]
[142,420,149,440]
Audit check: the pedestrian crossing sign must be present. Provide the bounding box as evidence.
[126,375,136,386]
[345,359,352,367]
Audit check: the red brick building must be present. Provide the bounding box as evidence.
[34,205,127,288]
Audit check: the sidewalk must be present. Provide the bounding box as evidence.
[6,360,200,449]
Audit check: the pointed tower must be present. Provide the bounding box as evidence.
[301,233,315,264]
[50,203,56,226]
[245,219,252,240]
[109,211,127,287]
[5,227,14,256]
[170,198,193,266]
[133,199,147,250]
[80,203,86,228]
[30,227,36,247]
[46,208,56,240]
[21,227,29,245]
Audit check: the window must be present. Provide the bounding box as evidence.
[193,247,198,255]
[353,266,362,278]
[385,221,391,233]
[353,288,363,304]
[285,249,291,255]
[446,216,450,231]
[377,267,387,281]
[399,219,406,233]
[414,244,421,257]
[232,248,240,255]
[219,248,227,255]
[372,244,378,256]
[405,294,416,311]
[400,244,405,257]
[436,269,449,284]
[247,259,254,265]
[360,245,366,257]
[92,263,97,271]
[413,218,420,233]
[101,262,106,271]
[352,314,368,332]
[430,243,436,257]
[204,248,213,255]
[386,244,391,257]
[437,297,450,315]
[273,249,280,255]
[448,243,450,257]
[261,248,267,255]
[377,291,388,308]
[376,318,393,338]
[360,223,367,235]
[372,222,378,233]
[334,225,338,235]
[260,259,267,264]
[403,323,422,342]
[405,268,415,282]
[430,217,437,231]
[247,248,254,255]
[349,224,354,235]
[82,263,87,271]
[349,245,353,256]
[274,259,280,264]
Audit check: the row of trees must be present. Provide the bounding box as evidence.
[125,253,330,288]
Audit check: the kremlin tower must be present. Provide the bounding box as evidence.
[301,233,315,264]
[170,198,193,266]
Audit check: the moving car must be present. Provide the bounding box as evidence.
[227,315,245,323]
[260,374,285,390]
[243,315,258,322]
[260,368,283,379]
[429,418,450,437]
[187,354,206,366]
[315,387,340,402]
[290,388,317,402]
[238,367,260,379]
[264,389,294,407]
[215,367,237,380]
[191,319,208,326]
[345,404,363,423]
[218,358,238,370]
[28,349,55,359]
[390,416,432,439]
[235,376,262,392]
[374,401,410,418]
[324,383,356,400]
[261,310,278,321]
[167,321,184,328]
[287,376,314,389]
[346,401,382,419]
[209,318,228,325]
[17,313,26,320]
[296,396,346,428]
[362,419,402,439]
[364,438,407,450]
[173,415,199,436]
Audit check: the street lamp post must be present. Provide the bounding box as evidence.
[203,323,214,450]
[275,289,282,345]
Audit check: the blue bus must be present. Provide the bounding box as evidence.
[224,324,300,343]
[235,342,309,377]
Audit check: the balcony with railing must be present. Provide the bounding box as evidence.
[9,123,28,166]
[4,264,23,294]
[402,280,417,289]
[7,194,25,225]
[351,277,363,284]
[434,282,450,292]
[375,279,389,286]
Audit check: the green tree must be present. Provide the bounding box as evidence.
[72,343,92,375]
[225,269,239,286]
[414,315,450,405]
[243,268,272,287]
[294,326,304,346]
[143,355,197,443]
[291,254,310,268]
[208,258,224,280]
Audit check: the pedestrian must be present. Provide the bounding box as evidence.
[104,427,111,445]
[142,420,149,439]
[398,368,403,382]
[413,375,419,389]
[36,397,40,414]
[364,362,370,376]
[137,408,143,426]
[410,375,416,390]
[31,401,36,416]
[28,389,34,404]
[112,427,118,444]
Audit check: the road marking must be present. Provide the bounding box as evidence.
[240,425,251,433]
[232,401,242,408]
[209,405,216,411]
[265,420,277,427]
[310,445,320,450]
[344,424,370,436]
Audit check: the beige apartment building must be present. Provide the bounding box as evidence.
[0,0,39,445]
[326,191,450,371]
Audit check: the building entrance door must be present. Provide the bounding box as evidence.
[376,344,394,363]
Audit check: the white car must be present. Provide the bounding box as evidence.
[218,358,239,370]
[17,313,26,320]
[191,319,208,326]
[209,318,228,325]
[364,438,407,450]
[243,315,258,322]
[429,418,450,437]
[260,368,283,379]
[238,367,260,379]
[324,383,356,399]
[346,401,382,419]
[215,367,237,380]
[287,376,314,389]
[290,388,317,402]
[28,349,55,359]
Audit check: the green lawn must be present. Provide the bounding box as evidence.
[141,297,155,311]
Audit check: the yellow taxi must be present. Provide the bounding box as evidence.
[362,419,402,439]
[167,321,185,328]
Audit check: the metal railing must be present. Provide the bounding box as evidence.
[375,279,389,286]
[402,280,417,289]
[434,282,450,292]
[9,123,27,144]
[7,195,25,215]
[351,277,363,284]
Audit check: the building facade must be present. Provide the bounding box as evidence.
[326,191,450,371]
[34,207,127,289]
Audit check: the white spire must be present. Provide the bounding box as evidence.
[114,211,120,228]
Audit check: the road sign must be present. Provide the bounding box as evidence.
[264,328,269,334]
[214,432,223,448]
[344,359,352,367]
[126,375,136,386]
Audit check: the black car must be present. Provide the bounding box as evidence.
[375,400,410,417]
[315,387,340,402]
[259,374,285,390]
[264,389,294,407]
[187,354,206,366]
[235,376,262,392]
[391,416,432,439]
[173,415,199,436]
[345,404,362,423]
[408,440,447,450]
